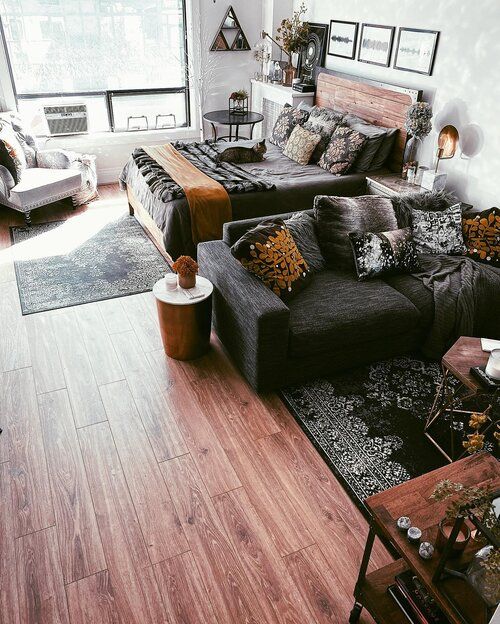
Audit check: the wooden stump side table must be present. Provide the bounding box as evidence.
[153,276,213,361]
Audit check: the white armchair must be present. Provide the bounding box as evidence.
[0,112,88,225]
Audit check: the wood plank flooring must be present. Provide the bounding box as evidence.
[0,186,389,623]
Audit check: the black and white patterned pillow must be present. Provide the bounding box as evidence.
[302,106,345,162]
[318,125,367,176]
[349,227,420,280]
[270,104,309,149]
[411,203,466,255]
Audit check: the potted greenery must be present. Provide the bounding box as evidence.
[172,255,198,289]
[275,2,309,86]
[431,479,500,607]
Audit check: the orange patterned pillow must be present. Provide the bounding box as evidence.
[462,207,500,267]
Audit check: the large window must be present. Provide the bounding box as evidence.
[0,0,190,133]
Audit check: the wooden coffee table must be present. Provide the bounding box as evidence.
[153,276,213,360]
[350,452,500,624]
[425,337,494,462]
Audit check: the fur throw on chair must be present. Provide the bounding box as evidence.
[391,190,457,228]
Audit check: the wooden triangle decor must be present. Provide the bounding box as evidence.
[210,6,251,52]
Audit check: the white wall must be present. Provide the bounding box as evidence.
[297,0,500,210]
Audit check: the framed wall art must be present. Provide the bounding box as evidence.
[393,27,440,75]
[358,23,395,67]
[328,20,359,60]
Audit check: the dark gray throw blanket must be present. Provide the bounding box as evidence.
[130,141,275,203]
[417,254,500,358]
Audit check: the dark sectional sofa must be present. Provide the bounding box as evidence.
[198,209,435,392]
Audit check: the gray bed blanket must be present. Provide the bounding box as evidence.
[417,254,500,358]
[126,141,275,202]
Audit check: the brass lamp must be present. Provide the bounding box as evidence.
[435,125,459,172]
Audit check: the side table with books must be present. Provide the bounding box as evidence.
[349,452,500,624]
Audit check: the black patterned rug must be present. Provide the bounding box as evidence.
[281,356,499,516]
[10,213,170,314]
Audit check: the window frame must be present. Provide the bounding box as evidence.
[0,2,191,134]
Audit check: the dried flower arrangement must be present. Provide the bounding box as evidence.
[404,102,433,140]
[172,255,198,277]
[276,2,309,56]
[462,390,499,455]
[431,480,500,599]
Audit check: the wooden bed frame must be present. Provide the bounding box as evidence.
[127,69,422,257]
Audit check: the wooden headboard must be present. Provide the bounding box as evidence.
[314,68,422,172]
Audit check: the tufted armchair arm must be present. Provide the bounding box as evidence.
[0,164,15,199]
[36,148,81,170]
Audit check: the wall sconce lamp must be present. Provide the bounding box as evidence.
[435,125,459,172]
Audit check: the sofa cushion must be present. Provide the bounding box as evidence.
[10,167,82,209]
[318,125,367,175]
[411,203,466,255]
[315,194,398,269]
[382,273,434,328]
[462,207,500,267]
[270,104,309,149]
[282,125,321,165]
[287,269,423,358]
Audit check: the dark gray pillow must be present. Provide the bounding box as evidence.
[344,114,389,172]
[284,212,325,272]
[303,105,345,162]
[314,194,398,269]
[369,128,398,170]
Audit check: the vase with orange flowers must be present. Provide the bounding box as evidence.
[172,255,198,289]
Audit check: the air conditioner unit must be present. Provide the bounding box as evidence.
[43,104,88,136]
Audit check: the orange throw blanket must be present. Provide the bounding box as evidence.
[143,143,232,245]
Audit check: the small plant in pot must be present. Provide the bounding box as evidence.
[172,255,198,289]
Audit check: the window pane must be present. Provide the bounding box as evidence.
[0,0,187,94]
[17,94,109,134]
[111,92,187,132]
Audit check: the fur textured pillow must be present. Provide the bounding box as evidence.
[314,195,398,269]
[231,219,311,301]
[282,125,321,165]
[270,104,309,149]
[349,227,420,280]
[462,207,500,267]
[411,203,466,255]
[318,126,367,176]
[284,212,325,272]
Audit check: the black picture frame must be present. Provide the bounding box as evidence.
[328,20,359,60]
[357,23,395,67]
[299,22,328,82]
[393,27,440,76]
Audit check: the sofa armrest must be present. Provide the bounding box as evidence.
[0,165,15,197]
[223,209,315,246]
[36,148,80,169]
[198,240,290,391]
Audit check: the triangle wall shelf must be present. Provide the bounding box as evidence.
[210,6,251,52]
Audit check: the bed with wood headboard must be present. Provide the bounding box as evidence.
[121,68,421,260]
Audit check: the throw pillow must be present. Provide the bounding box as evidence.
[462,207,500,267]
[282,125,321,165]
[318,125,367,176]
[0,125,26,184]
[391,190,456,228]
[369,128,398,171]
[0,113,37,167]
[411,203,466,255]
[270,104,309,149]
[302,105,345,162]
[314,194,398,269]
[349,227,420,280]
[284,212,325,272]
[343,114,390,173]
[231,219,311,301]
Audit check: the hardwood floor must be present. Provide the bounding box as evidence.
[0,187,389,623]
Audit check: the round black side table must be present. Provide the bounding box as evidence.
[203,110,264,142]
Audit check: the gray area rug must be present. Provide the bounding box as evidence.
[11,215,170,315]
[281,356,499,516]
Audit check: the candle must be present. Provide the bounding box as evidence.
[397,516,411,531]
[407,527,422,544]
[165,274,177,292]
[486,349,500,380]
